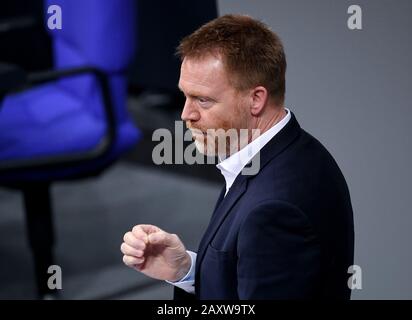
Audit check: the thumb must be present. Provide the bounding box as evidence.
[148,231,177,247]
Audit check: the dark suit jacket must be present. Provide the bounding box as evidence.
[175,112,354,300]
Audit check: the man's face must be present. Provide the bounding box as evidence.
[179,55,250,157]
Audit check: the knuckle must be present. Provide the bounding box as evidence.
[126,232,138,246]
[123,232,131,242]
[170,233,179,242]
[159,233,166,242]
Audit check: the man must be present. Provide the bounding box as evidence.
[121,14,354,300]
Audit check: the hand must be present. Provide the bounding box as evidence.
[121,224,191,282]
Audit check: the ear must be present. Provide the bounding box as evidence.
[249,86,268,116]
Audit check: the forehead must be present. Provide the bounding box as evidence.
[178,55,232,96]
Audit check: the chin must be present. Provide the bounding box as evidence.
[194,140,215,157]
[194,140,208,155]
[195,140,230,158]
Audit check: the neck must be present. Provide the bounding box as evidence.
[224,106,287,158]
[250,106,286,142]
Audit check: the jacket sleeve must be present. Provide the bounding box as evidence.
[237,200,321,299]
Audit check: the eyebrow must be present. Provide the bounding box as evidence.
[178,85,207,99]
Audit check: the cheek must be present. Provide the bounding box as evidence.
[217,117,234,131]
[197,111,229,131]
[209,107,237,131]
[199,98,246,131]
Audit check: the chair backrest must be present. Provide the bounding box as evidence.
[46,0,136,71]
[0,1,140,182]
[45,0,137,122]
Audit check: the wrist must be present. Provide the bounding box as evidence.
[170,251,192,282]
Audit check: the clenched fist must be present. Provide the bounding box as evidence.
[121,224,191,282]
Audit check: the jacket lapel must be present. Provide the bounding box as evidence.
[211,186,226,218]
[195,174,248,279]
[256,111,301,170]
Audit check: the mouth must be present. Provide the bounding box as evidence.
[189,128,207,138]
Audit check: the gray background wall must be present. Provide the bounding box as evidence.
[218,0,412,299]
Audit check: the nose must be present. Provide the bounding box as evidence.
[181,98,200,122]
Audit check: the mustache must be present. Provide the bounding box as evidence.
[186,122,206,134]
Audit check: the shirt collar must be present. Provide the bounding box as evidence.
[216,108,291,195]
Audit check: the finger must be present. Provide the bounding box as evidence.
[120,243,144,257]
[148,231,178,247]
[138,224,162,236]
[131,225,153,243]
[123,232,145,249]
[123,255,144,267]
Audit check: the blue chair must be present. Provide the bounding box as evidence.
[0,0,140,298]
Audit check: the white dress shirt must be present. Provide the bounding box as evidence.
[168,108,292,294]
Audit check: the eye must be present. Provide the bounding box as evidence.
[197,97,213,108]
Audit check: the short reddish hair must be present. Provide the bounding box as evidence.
[177,14,286,105]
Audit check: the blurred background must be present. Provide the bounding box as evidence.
[0,0,411,299]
